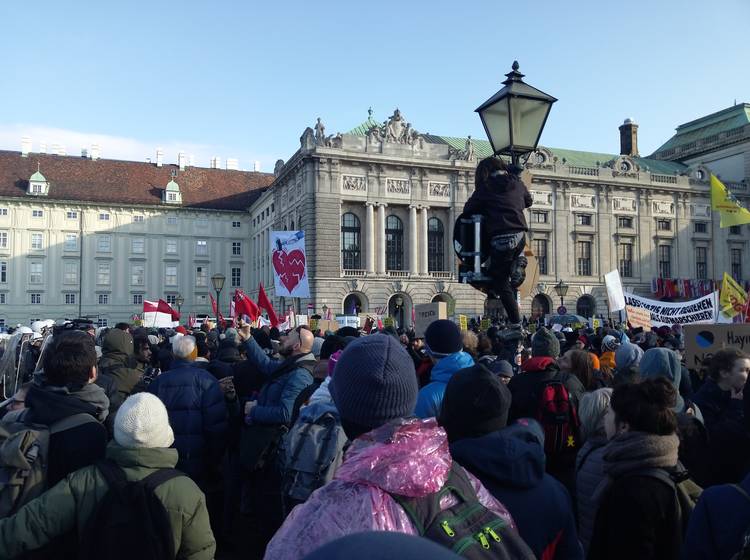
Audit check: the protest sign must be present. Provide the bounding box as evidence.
[308,318,319,332]
[518,250,539,299]
[383,316,395,328]
[295,315,308,326]
[458,315,468,331]
[414,302,447,338]
[480,318,491,331]
[684,324,750,369]
[317,319,340,333]
[626,305,652,330]
[604,270,626,312]
[270,230,310,297]
[336,315,360,329]
[623,292,719,326]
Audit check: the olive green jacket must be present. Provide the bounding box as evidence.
[0,442,216,559]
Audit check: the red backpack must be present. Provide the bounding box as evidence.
[535,375,580,458]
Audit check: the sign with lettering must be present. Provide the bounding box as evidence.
[684,324,750,370]
[458,315,468,331]
[414,302,447,338]
[623,292,720,326]
[383,316,395,328]
[480,318,491,331]
[626,305,652,330]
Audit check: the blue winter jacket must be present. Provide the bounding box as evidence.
[147,359,228,481]
[414,351,474,419]
[682,472,750,560]
[450,423,583,560]
[243,338,314,426]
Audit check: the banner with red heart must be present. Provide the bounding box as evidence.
[270,231,311,297]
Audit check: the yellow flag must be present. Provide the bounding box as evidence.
[711,174,750,227]
[720,272,748,319]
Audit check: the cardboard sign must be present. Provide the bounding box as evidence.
[308,319,319,332]
[336,315,360,329]
[317,320,340,333]
[413,302,448,338]
[458,315,468,331]
[480,318,491,331]
[593,319,602,329]
[383,316,395,328]
[518,245,539,299]
[295,315,308,326]
[684,324,750,370]
[626,305,652,330]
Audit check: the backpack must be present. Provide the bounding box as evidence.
[387,464,535,559]
[0,412,97,516]
[279,408,348,509]
[535,374,581,459]
[78,459,183,560]
[730,485,750,560]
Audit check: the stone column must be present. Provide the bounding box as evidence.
[409,205,419,274]
[448,205,456,275]
[377,203,386,274]
[365,202,375,273]
[420,206,429,275]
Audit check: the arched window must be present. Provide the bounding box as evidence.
[576,295,596,318]
[385,215,404,271]
[428,217,444,272]
[341,213,361,270]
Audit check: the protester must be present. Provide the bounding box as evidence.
[414,320,474,418]
[0,393,216,559]
[613,340,643,386]
[557,349,596,391]
[639,347,695,415]
[264,334,532,560]
[98,328,142,403]
[693,348,750,429]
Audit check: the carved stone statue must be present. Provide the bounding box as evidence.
[314,118,326,145]
[274,159,285,176]
[386,109,405,142]
[300,127,315,150]
[464,136,475,161]
[366,108,424,147]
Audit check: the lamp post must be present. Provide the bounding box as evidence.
[394,294,404,328]
[475,61,557,173]
[210,273,225,320]
[175,294,184,317]
[553,280,569,311]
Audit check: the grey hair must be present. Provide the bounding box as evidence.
[578,388,613,442]
[172,335,196,360]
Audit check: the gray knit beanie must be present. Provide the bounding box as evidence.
[330,334,418,430]
[532,327,560,358]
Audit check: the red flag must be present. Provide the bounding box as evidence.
[209,293,218,317]
[411,306,416,326]
[234,289,260,322]
[257,283,279,327]
[158,299,180,320]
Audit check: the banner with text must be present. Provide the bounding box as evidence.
[623,291,719,326]
[684,324,750,369]
[270,231,310,298]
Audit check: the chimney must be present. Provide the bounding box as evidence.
[226,158,239,171]
[90,144,100,160]
[253,161,261,172]
[21,137,32,157]
[39,142,47,154]
[178,151,187,171]
[210,156,221,169]
[619,118,639,157]
[81,148,88,158]
[156,147,164,167]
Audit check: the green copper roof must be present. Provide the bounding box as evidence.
[652,103,750,156]
[29,170,46,182]
[165,179,180,191]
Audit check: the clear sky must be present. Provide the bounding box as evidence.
[1,0,748,171]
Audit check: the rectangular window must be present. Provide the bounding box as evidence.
[694,222,708,234]
[97,235,111,252]
[0,208,8,216]
[0,294,5,305]
[165,265,177,286]
[576,241,592,276]
[166,239,177,254]
[98,213,110,221]
[618,216,633,228]
[657,219,672,231]
[196,266,208,287]
[0,232,7,249]
[66,211,78,220]
[531,211,548,224]
[231,267,241,288]
[232,242,242,256]
[658,245,672,278]
[64,233,78,251]
[132,294,143,305]
[64,262,78,284]
[97,263,111,285]
[232,221,241,228]
[196,294,207,305]
[167,192,178,202]
[131,238,145,254]
[98,294,109,305]
[732,249,743,280]
[165,294,177,305]
[30,293,41,305]
[576,214,593,226]
[131,264,145,286]
[271,204,275,213]
[65,293,76,305]
[31,233,43,250]
[167,216,177,226]
[97,318,108,328]
[32,210,43,218]
[0,261,6,283]
[618,243,633,278]
[133,215,144,223]
[196,240,208,256]
[533,239,548,275]
[695,247,708,280]
[730,225,742,235]
[29,262,43,284]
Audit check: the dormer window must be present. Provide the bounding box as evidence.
[162,179,183,205]
[27,166,49,196]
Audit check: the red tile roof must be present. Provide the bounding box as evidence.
[0,150,274,211]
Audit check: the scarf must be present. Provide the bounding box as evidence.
[26,382,110,424]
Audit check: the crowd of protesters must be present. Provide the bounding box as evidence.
[0,313,747,560]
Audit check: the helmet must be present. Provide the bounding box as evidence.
[17,326,33,335]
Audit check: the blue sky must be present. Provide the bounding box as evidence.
[1,0,747,171]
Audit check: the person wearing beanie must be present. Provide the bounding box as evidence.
[638,347,689,413]
[265,334,529,560]
[414,320,475,419]
[0,393,216,559]
[441,366,583,560]
[613,342,644,386]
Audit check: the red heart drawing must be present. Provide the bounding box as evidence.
[273,249,306,293]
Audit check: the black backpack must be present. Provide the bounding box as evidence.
[78,459,183,560]
[387,464,535,559]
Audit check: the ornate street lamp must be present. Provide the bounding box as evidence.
[553,280,569,308]
[475,61,557,171]
[210,273,225,319]
[175,294,184,316]
[393,295,404,329]
[321,304,328,319]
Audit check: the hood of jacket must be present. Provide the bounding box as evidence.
[430,351,475,384]
[521,356,558,374]
[102,328,134,357]
[298,398,340,423]
[639,348,685,412]
[335,417,451,498]
[449,424,545,490]
[216,345,242,363]
[25,382,110,424]
[105,441,179,470]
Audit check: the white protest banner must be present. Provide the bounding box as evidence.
[604,270,626,312]
[623,291,720,327]
[336,315,360,329]
[270,231,310,298]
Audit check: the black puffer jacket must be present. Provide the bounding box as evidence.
[463,170,533,238]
